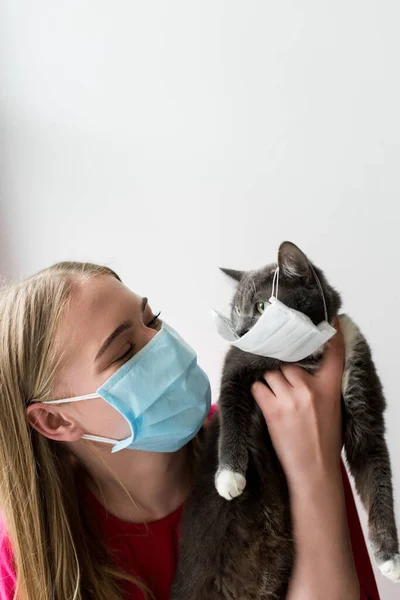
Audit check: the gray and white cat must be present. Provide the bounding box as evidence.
[171,241,400,600]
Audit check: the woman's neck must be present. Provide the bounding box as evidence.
[72,441,193,523]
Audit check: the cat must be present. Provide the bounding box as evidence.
[171,241,400,600]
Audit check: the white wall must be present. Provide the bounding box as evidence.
[1,1,399,597]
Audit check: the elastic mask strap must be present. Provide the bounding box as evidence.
[37,395,120,447]
[82,434,118,445]
[41,392,100,405]
[270,267,280,301]
[309,264,329,322]
[270,263,329,321]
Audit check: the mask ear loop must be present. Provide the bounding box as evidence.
[270,267,280,302]
[309,264,329,322]
[269,262,329,321]
[40,392,100,405]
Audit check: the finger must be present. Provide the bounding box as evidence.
[263,369,293,397]
[315,317,345,381]
[251,381,276,419]
[280,364,310,388]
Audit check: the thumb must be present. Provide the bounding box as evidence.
[315,317,345,381]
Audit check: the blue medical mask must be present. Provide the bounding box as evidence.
[42,322,212,453]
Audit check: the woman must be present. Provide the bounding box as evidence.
[0,261,380,599]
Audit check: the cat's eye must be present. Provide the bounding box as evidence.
[256,302,265,315]
[234,306,241,317]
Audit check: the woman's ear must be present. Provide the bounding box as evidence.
[278,241,312,280]
[26,403,85,442]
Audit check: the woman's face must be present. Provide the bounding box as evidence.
[27,275,162,445]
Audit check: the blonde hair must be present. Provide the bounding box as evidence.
[0,261,151,600]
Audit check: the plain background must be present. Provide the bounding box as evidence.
[1,2,399,597]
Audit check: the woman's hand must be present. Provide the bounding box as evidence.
[252,321,360,599]
[251,318,345,490]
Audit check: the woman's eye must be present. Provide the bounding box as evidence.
[256,302,265,315]
[234,306,241,317]
[114,343,135,363]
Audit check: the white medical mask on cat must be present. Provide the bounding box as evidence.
[40,322,212,453]
[213,266,336,362]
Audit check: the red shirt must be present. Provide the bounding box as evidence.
[91,493,183,599]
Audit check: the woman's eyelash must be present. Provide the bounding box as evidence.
[115,344,135,363]
[147,311,161,327]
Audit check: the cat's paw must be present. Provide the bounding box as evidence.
[378,554,400,582]
[215,469,246,500]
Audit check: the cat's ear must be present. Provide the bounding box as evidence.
[219,268,244,282]
[278,241,311,279]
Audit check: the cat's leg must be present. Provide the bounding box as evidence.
[340,315,400,582]
[215,380,252,500]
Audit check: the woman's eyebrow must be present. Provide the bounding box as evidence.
[95,320,132,361]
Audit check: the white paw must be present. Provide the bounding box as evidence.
[215,469,246,500]
[379,554,400,582]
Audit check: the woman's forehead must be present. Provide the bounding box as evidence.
[56,276,141,356]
